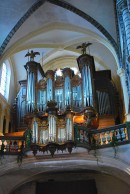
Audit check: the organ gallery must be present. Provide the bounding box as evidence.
[13,46,120,153]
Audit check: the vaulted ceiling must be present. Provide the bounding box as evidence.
[0,0,120,90]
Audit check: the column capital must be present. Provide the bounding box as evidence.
[116,0,127,12]
[117,68,125,76]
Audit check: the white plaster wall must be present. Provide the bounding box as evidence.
[65,0,117,41]
[8,60,17,105]
[0,95,11,133]
[7,1,106,49]
[96,174,130,194]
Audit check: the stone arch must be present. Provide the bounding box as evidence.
[0,0,118,56]
[8,158,130,194]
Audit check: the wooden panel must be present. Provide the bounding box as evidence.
[98,115,115,129]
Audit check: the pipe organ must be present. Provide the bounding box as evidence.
[14,51,121,148]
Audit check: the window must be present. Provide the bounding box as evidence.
[71,67,78,75]
[0,61,11,100]
[0,63,7,96]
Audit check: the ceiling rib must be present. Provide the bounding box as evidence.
[0,0,118,57]
[0,0,46,56]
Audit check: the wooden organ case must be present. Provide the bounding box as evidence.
[12,51,121,155]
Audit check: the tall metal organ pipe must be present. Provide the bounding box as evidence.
[63,68,74,108]
[46,70,55,101]
[24,61,38,113]
[77,54,96,109]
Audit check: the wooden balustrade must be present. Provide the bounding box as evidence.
[0,137,26,155]
[74,123,130,149]
[90,124,129,146]
[0,123,130,156]
[0,129,32,155]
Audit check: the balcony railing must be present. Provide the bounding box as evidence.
[0,136,25,155]
[0,123,130,157]
[74,123,130,149]
[0,129,32,155]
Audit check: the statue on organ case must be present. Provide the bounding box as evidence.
[25,50,40,61]
[76,42,92,54]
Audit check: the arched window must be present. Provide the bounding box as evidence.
[0,61,11,100]
[0,63,7,96]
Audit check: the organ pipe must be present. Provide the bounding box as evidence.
[63,68,74,108]
[77,54,96,110]
[64,76,71,106]
[81,63,93,107]
[32,120,38,143]
[46,70,55,102]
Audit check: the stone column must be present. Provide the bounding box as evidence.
[117,0,130,116]
[127,0,130,12]
[117,0,130,58]
[122,8,130,56]
[117,68,130,120]
[121,2,130,114]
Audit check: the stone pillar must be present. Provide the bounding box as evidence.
[117,0,130,56]
[117,0,130,115]
[117,68,130,120]
[122,9,130,56]
[127,0,130,12]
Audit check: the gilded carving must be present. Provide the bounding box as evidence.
[57,117,66,128]
[71,75,82,87]
[83,106,99,129]
[62,68,74,78]
[39,119,48,129]
[38,79,46,89]
[46,70,55,80]
[55,76,64,87]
